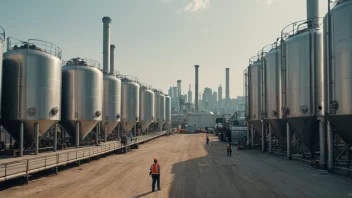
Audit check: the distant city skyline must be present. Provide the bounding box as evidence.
[0,0,328,98]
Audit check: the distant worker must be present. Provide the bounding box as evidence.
[227,143,232,157]
[206,135,209,145]
[149,157,161,192]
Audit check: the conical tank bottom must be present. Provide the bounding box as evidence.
[2,120,58,146]
[287,116,319,153]
[101,121,120,136]
[141,121,153,132]
[248,120,267,137]
[122,121,137,133]
[327,115,352,145]
[264,119,286,144]
[61,120,100,141]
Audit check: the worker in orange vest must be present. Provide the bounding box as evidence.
[149,157,161,192]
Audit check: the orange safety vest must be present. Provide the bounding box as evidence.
[151,163,160,175]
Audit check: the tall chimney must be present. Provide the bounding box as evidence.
[177,80,182,111]
[195,65,199,112]
[102,16,112,73]
[110,44,115,74]
[225,68,230,99]
[307,0,319,28]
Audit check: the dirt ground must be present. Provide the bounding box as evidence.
[1,134,352,198]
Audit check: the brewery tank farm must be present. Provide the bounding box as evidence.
[0,1,352,197]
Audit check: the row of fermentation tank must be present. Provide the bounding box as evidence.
[0,16,171,155]
[245,0,352,169]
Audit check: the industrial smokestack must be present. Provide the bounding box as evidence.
[225,68,230,99]
[195,65,199,112]
[110,44,115,74]
[102,16,112,73]
[306,0,319,28]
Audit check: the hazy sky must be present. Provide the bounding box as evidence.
[0,0,328,99]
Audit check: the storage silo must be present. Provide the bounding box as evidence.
[139,85,155,133]
[121,76,140,135]
[61,58,103,148]
[2,38,62,155]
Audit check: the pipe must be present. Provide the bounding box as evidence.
[319,117,327,169]
[269,124,272,154]
[110,44,115,74]
[19,122,24,157]
[287,122,292,160]
[307,0,319,28]
[251,125,254,147]
[104,124,108,142]
[195,65,199,112]
[102,16,112,73]
[246,123,250,147]
[35,123,39,155]
[76,122,80,148]
[261,120,265,152]
[327,120,334,172]
[53,124,57,152]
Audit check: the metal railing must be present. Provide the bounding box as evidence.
[118,74,139,83]
[63,57,101,70]
[281,18,323,41]
[7,37,62,59]
[0,131,165,182]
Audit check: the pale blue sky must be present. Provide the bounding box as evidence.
[0,0,328,98]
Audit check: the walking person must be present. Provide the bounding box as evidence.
[227,143,232,157]
[206,135,209,145]
[149,157,161,192]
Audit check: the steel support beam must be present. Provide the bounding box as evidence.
[75,122,80,148]
[287,122,292,160]
[19,122,24,157]
[319,117,327,169]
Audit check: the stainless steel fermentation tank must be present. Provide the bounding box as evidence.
[247,55,267,137]
[281,17,324,153]
[0,26,4,125]
[165,95,171,131]
[61,58,103,145]
[261,42,286,144]
[325,0,352,145]
[121,76,140,133]
[154,90,166,131]
[139,85,155,132]
[2,38,62,148]
[100,17,121,140]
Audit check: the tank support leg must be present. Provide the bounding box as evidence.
[261,120,265,152]
[75,122,80,148]
[35,123,39,155]
[246,124,250,147]
[347,145,351,170]
[96,123,100,146]
[19,122,24,157]
[287,122,292,160]
[319,117,327,169]
[327,121,334,172]
[269,124,272,154]
[134,125,137,137]
[251,125,254,148]
[53,124,58,152]
[104,124,108,142]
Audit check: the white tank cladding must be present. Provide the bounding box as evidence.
[121,77,140,133]
[61,58,103,141]
[139,85,155,132]
[2,38,62,145]
[281,0,323,152]
[324,0,352,144]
